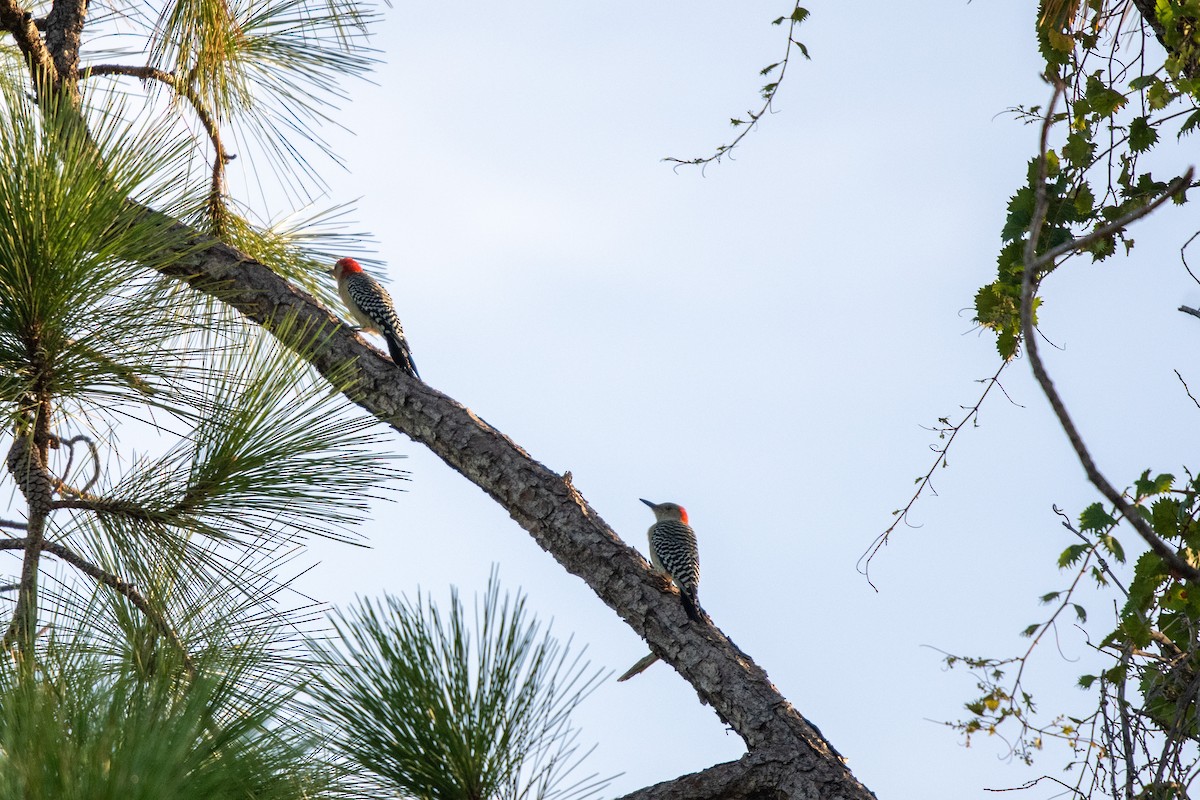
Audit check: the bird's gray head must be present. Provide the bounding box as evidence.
[640,498,689,524]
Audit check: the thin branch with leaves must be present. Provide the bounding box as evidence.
[664,3,810,168]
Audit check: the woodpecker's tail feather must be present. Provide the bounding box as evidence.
[680,589,704,623]
[386,336,420,379]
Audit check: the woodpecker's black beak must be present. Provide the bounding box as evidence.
[639,498,656,509]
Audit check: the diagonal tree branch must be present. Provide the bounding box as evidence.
[137,210,873,799]
[1021,85,1199,584]
[614,749,800,800]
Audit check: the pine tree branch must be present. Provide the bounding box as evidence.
[52,496,158,518]
[0,0,58,94]
[38,538,196,676]
[135,210,874,799]
[82,64,230,222]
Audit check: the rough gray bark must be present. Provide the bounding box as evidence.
[153,222,876,800]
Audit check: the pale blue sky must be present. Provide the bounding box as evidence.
[261,1,1200,797]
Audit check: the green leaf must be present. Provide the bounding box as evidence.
[1001,186,1036,242]
[1078,674,1097,689]
[1100,534,1125,563]
[1129,115,1159,152]
[1073,182,1095,216]
[0,86,200,412]
[1058,543,1090,568]
[1180,109,1200,138]
[1039,591,1062,604]
[1072,604,1087,622]
[1151,497,1183,539]
[1135,471,1174,498]
[1119,612,1152,648]
[1084,73,1128,117]
[996,328,1018,359]
[0,615,337,800]
[1123,551,1168,617]
[1021,623,1040,637]
[1079,503,1116,532]
[1088,232,1116,260]
[790,6,809,23]
[1063,131,1096,166]
[1103,664,1129,683]
[1147,79,1176,110]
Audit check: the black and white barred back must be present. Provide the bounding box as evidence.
[343,272,420,379]
[649,519,702,622]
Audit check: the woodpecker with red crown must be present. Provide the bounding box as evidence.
[640,498,703,623]
[331,257,419,379]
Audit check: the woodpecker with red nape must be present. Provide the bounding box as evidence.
[641,498,703,623]
[331,257,419,379]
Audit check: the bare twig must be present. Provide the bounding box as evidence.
[1117,647,1138,797]
[858,360,1010,589]
[1180,230,1200,286]
[617,651,660,682]
[0,519,27,532]
[1179,305,1200,321]
[1174,369,1200,411]
[982,775,1085,797]
[52,496,145,515]
[1021,84,1200,584]
[56,433,100,496]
